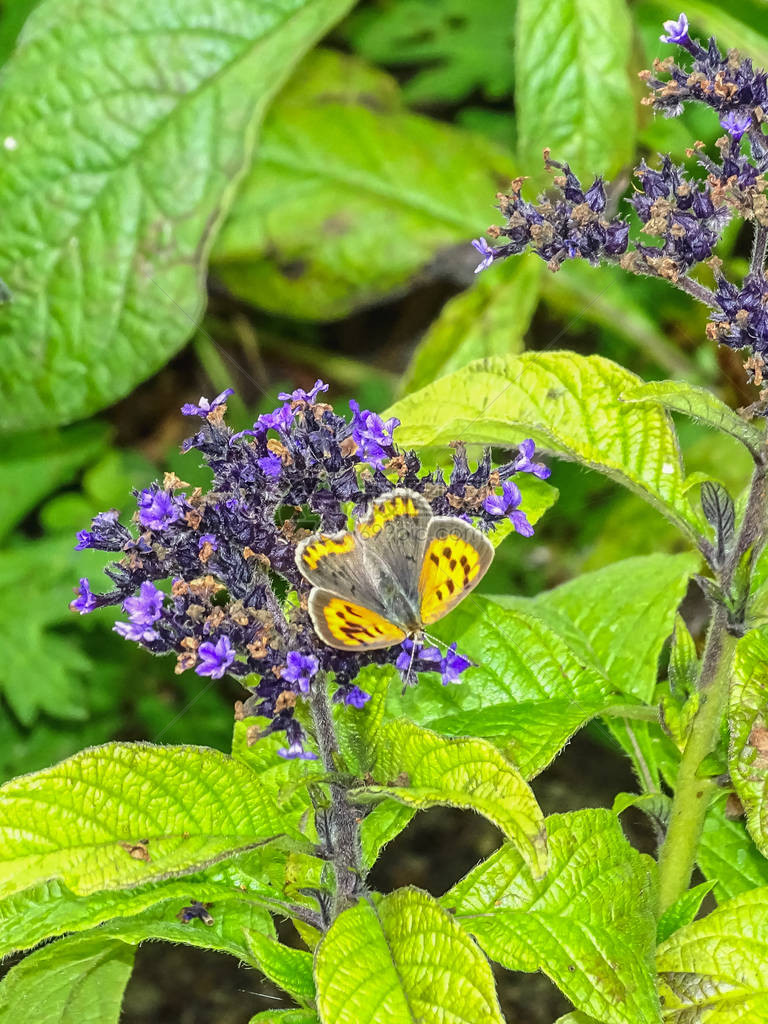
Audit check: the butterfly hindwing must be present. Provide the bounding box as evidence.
[418,517,494,625]
[308,589,407,650]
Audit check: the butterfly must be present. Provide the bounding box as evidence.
[295,488,494,650]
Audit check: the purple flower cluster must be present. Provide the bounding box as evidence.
[473,15,768,387]
[71,386,548,756]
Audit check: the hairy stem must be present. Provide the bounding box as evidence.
[657,460,768,913]
[670,274,718,309]
[751,222,768,276]
[308,675,364,921]
[656,607,736,913]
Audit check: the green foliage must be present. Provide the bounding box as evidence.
[0,934,134,1024]
[387,351,703,543]
[212,48,517,321]
[698,793,768,902]
[728,626,768,857]
[315,888,505,1024]
[340,0,517,105]
[515,0,635,180]
[444,809,660,1024]
[402,254,541,394]
[0,0,355,430]
[0,743,308,898]
[621,380,766,460]
[656,880,715,943]
[656,885,768,1020]
[354,719,549,877]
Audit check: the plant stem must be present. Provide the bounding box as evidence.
[308,674,364,920]
[751,223,768,275]
[670,274,718,309]
[657,459,768,913]
[656,607,736,914]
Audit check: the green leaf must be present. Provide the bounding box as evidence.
[621,380,766,461]
[656,880,716,944]
[0,423,109,542]
[0,0,355,430]
[340,0,517,105]
[0,934,134,1024]
[515,0,635,180]
[386,352,702,543]
[250,1013,320,1024]
[669,613,699,695]
[426,698,612,779]
[0,851,281,958]
[352,720,548,878]
[315,887,505,1024]
[656,885,768,1021]
[444,809,660,1024]
[244,930,315,1001]
[524,552,700,702]
[360,800,415,869]
[211,48,517,321]
[402,255,541,395]
[698,792,768,903]
[0,743,305,898]
[728,626,768,857]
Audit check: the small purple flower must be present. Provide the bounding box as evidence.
[660,12,688,44]
[471,237,496,273]
[181,388,234,418]
[257,404,295,433]
[344,686,371,709]
[278,740,319,761]
[75,510,128,551]
[114,620,158,642]
[196,636,235,678]
[395,638,441,676]
[282,651,319,693]
[198,533,218,551]
[349,400,400,468]
[137,488,182,531]
[440,643,473,685]
[71,578,96,614]
[123,581,164,626]
[258,454,283,478]
[513,439,551,480]
[278,380,328,404]
[484,481,534,536]
[720,111,751,141]
[75,529,94,550]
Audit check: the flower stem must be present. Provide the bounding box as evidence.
[657,459,768,914]
[308,674,364,920]
[656,607,736,913]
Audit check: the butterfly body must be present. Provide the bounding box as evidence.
[296,488,494,651]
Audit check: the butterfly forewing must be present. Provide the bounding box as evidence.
[295,530,389,617]
[418,518,494,625]
[308,589,407,650]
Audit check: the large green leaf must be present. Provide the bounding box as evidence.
[444,809,660,1024]
[353,720,548,877]
[697,793,768,903]
[0,743,306,898]
[314,887,505,1024]
[656,886,768,1021]
[211,48,517,321]
[621,380,766,461]
[402,254,541,395]
[0,934,134,1024]
[0,0,355,430]
[386,352,702,543]
[728,626,768,857]
[0,850,281,957]
[515,0,635,180]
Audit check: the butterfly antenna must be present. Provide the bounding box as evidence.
[422,628,444,649]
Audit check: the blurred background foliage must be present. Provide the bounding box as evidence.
[0,0,767,1016]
